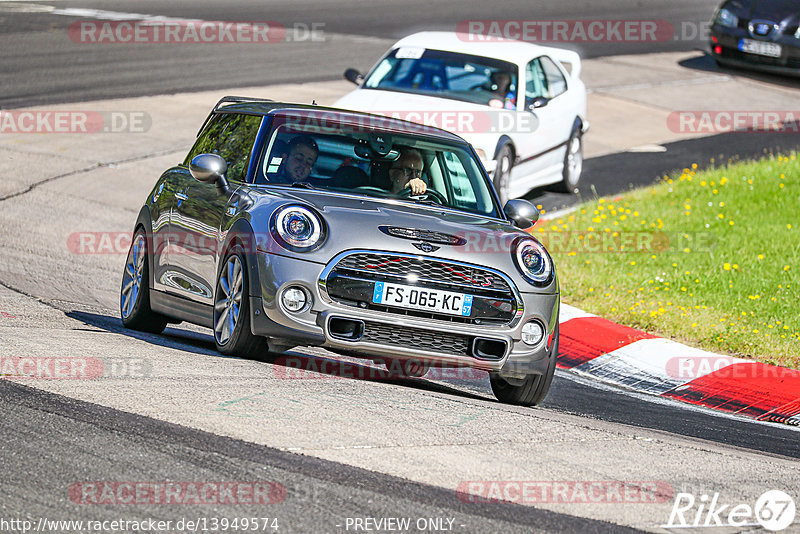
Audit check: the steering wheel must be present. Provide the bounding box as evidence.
[398,187,447,205]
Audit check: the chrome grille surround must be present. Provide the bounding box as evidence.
[318,250,524,327]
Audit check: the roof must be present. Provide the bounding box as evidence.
[213,99,466,143]
[391,31,564,65]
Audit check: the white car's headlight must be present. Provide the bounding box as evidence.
[513,238,553,285]
[714,8,739,28]
[272,205,325,251]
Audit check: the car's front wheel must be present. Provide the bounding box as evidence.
[213,246,266,358]
[492,145,514,205]
[555,127,583,194]
[120,229,168,334]
[489,332,558,407]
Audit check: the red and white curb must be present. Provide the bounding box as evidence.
[557,303,800,426]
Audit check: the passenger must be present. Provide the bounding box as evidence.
[388,147,427,195]
[490,71,516,110]
[274,135,319,183]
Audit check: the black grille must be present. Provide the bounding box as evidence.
[361,321,471,356]
[334,253,511,293]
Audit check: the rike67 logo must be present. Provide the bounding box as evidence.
[663,490,796,531]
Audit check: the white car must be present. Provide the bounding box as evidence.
[334,31,588,203]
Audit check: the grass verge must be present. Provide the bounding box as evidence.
[541,152,798,368]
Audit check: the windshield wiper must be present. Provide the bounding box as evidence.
[291,181,315,189]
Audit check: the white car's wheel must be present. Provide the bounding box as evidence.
[493,145,513,205]
[557,128,583,194]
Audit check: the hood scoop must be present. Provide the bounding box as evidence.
[379,225,467,246]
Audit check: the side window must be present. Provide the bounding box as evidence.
[540,56,567,98]
[184,113,262,183]
[525,59,548,106]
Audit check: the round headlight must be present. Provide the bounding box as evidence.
[514,238,553,285]
[273,205,324,251]
[715,8,738,28]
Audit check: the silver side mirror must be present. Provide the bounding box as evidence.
[190,153,230,195]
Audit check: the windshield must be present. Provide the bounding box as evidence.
[254,118,500,218]
[363,48,519,109]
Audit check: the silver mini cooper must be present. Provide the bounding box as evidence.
[121,97,560,406]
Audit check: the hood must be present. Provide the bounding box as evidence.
[333,89,520,152]
[249,188,544,289]
[732,0,800,22]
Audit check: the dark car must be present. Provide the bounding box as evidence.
[710,0,800,76]
[120,97,560,406]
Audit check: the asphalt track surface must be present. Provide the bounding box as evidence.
[2,2,800,533]
[0,0,724,108]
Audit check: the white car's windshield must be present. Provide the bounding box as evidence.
[255,118,500,218]
[364,48,519,109]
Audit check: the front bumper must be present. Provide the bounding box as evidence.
[249,251,560,377]
[710,24,800,77]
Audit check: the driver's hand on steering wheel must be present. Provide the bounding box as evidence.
[405,178,427,195]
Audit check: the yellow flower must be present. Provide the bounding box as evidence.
[788,224,793,230]
[758,254,764,260]
[723,263,731,271]
[785,266,791,272]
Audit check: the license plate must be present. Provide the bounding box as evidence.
[738,39,781,58]
[372,281,473,317]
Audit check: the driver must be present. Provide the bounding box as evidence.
[388,147,427,195]
[274,135,319,183]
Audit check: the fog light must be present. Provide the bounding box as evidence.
[521,321,545,346]
[281,287,307,312]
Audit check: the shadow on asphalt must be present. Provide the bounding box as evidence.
[679,51,800,89]
[525,128,800,213]
[65,310,494,403]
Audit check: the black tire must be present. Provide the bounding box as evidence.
[489,330,559,406]
[213,245,266,359]
[384,358,429,378]
[120,228,168,334]
[492,144,513,205]
[555,127,583,194]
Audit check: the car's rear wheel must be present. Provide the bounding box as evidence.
[489,332,558,407]
[555,128,583,194]
[120,229,168,334]
[492,145,513,205]
[214,246,265,358]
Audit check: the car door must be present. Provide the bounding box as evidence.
[510,56,572,187]
[166,112,262,305]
